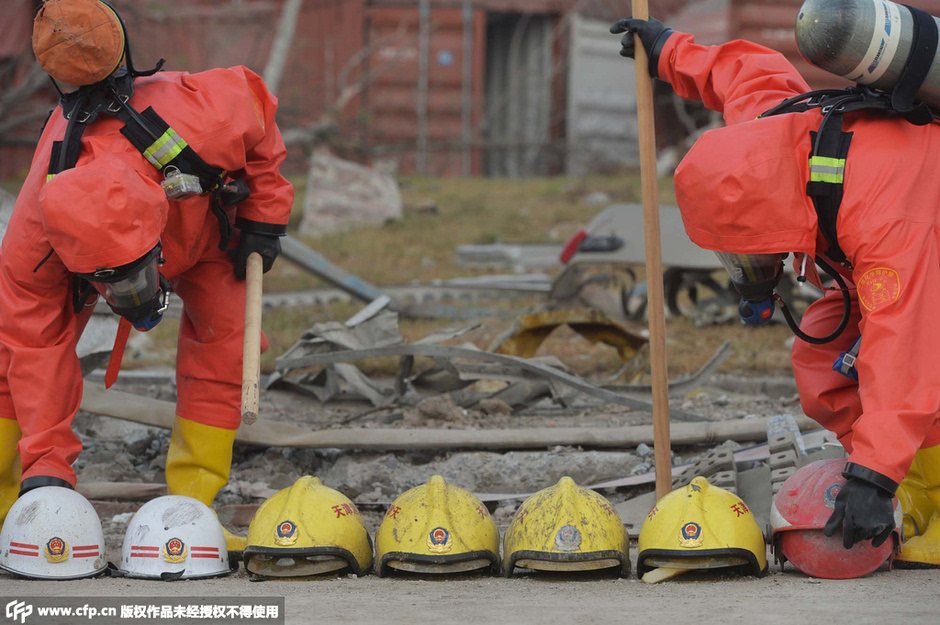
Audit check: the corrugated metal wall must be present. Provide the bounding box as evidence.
[565,14,638,175]
[363,1,487,176]
[483,13,557,177]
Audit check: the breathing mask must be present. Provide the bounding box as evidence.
[80,244,170,331]
[715,251,851,345]
[715,252,784,326]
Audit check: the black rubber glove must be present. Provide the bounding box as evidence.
[823,475,896,549]
[231,231,281,281]
[609,17,674,78]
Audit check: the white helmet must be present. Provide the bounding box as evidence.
[119,496,233,580]
[0,486,107,580]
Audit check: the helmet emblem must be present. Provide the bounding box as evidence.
[275,520,298,546]
[554,524,582,552]
[163,537,187,563]
[679,522,704,548]
[824,484,842,509]
[44,537,69,563]
[427,527,452,553]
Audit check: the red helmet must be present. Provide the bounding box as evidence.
[770,458,901,579]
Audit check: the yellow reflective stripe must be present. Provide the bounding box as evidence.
[46,174,56,183]
[808,156,845,184]
[809,156,845,169]
[143,129,187,169]
[810,171,844,183]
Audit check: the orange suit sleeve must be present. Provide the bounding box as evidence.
[656,32,812,126]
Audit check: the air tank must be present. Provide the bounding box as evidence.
[796,0,940,109]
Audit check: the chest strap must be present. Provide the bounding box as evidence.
[116,103,234,249]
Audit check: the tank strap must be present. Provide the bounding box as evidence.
[806,118,853,267]
[892,5,939,125]
[116,104,235,249]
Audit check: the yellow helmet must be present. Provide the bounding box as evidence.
[374,475,499,576]
[502,476,630,577]
[243,476,373,578]
[637,476,767,583]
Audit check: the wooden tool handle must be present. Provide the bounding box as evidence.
[241,252,264,425]
[632,0,672,499]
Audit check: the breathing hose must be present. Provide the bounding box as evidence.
[774,256,851,345]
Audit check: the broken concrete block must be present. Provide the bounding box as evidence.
[479,398,512,416]
[299,150,403,236]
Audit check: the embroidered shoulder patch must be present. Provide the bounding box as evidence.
[857,267,901,311]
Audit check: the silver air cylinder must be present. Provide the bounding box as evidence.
[796,0,940,108]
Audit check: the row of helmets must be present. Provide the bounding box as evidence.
[225,473,768,581]
[0,459,893,581]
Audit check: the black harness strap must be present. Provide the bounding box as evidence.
[893,5,939,125]
[116,104,235,249]
[806,122,853,266]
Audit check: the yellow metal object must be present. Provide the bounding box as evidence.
[491,308,648,364]
[502,476,630,577]
[244,476,372,577]
[164,416,246,552]
[637,476,767,579]
[896,444,940,566]
[897,459,933,541]
[374,475,498,576]
[0,418,21,528]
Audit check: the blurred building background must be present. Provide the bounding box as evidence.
[4,0,940,180]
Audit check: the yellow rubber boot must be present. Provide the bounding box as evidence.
[0,418,21,528]
[897,461,933,541]
[165,416,246,553]
[897,444,940,567]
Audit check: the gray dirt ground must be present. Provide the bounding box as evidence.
[1,566,939,625]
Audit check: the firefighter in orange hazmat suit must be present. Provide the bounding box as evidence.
[0,0,293,552]
[612,17,940,567]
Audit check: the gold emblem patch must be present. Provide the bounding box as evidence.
[163,537,187,563]
[44,537,69,563]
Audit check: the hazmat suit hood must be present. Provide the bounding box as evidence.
[39,153,168,274]
[675,114,819,258]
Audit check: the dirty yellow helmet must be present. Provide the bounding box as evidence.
[374,475,499,576]
[637,476,767,583]
[502,476,630,577]
[243,476,372,578]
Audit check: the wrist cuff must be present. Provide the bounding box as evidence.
[843,462,899,496]
[20,476,74,496]
[235,217,288,237]
[649,29,674,79]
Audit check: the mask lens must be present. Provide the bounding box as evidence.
[91,255,161,310]
[715,253,782,285]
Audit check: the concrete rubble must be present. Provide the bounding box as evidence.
[298,149,403,236]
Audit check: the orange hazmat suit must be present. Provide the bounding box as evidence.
[0,66,293,486]
[659,32,940,486]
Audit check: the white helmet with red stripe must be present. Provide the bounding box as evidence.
[119,495,233,580]
[0,486,107,579]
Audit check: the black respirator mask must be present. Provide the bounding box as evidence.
[715,251,851,345]
[79,244,170,332]
[715,252,784,326]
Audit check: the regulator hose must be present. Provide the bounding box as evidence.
[774,256,851,345]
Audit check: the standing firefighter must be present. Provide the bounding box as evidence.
[0,0,292,552]
[612,1,940,569]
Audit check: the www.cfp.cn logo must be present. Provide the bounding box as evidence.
[5,600,33,624]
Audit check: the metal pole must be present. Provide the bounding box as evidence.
[461,0,473,176]
[417,0,430,175]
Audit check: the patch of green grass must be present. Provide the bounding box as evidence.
[265,173,674,291]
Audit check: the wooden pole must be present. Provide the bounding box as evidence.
[241,252,264,425]
[631,0,672,498]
